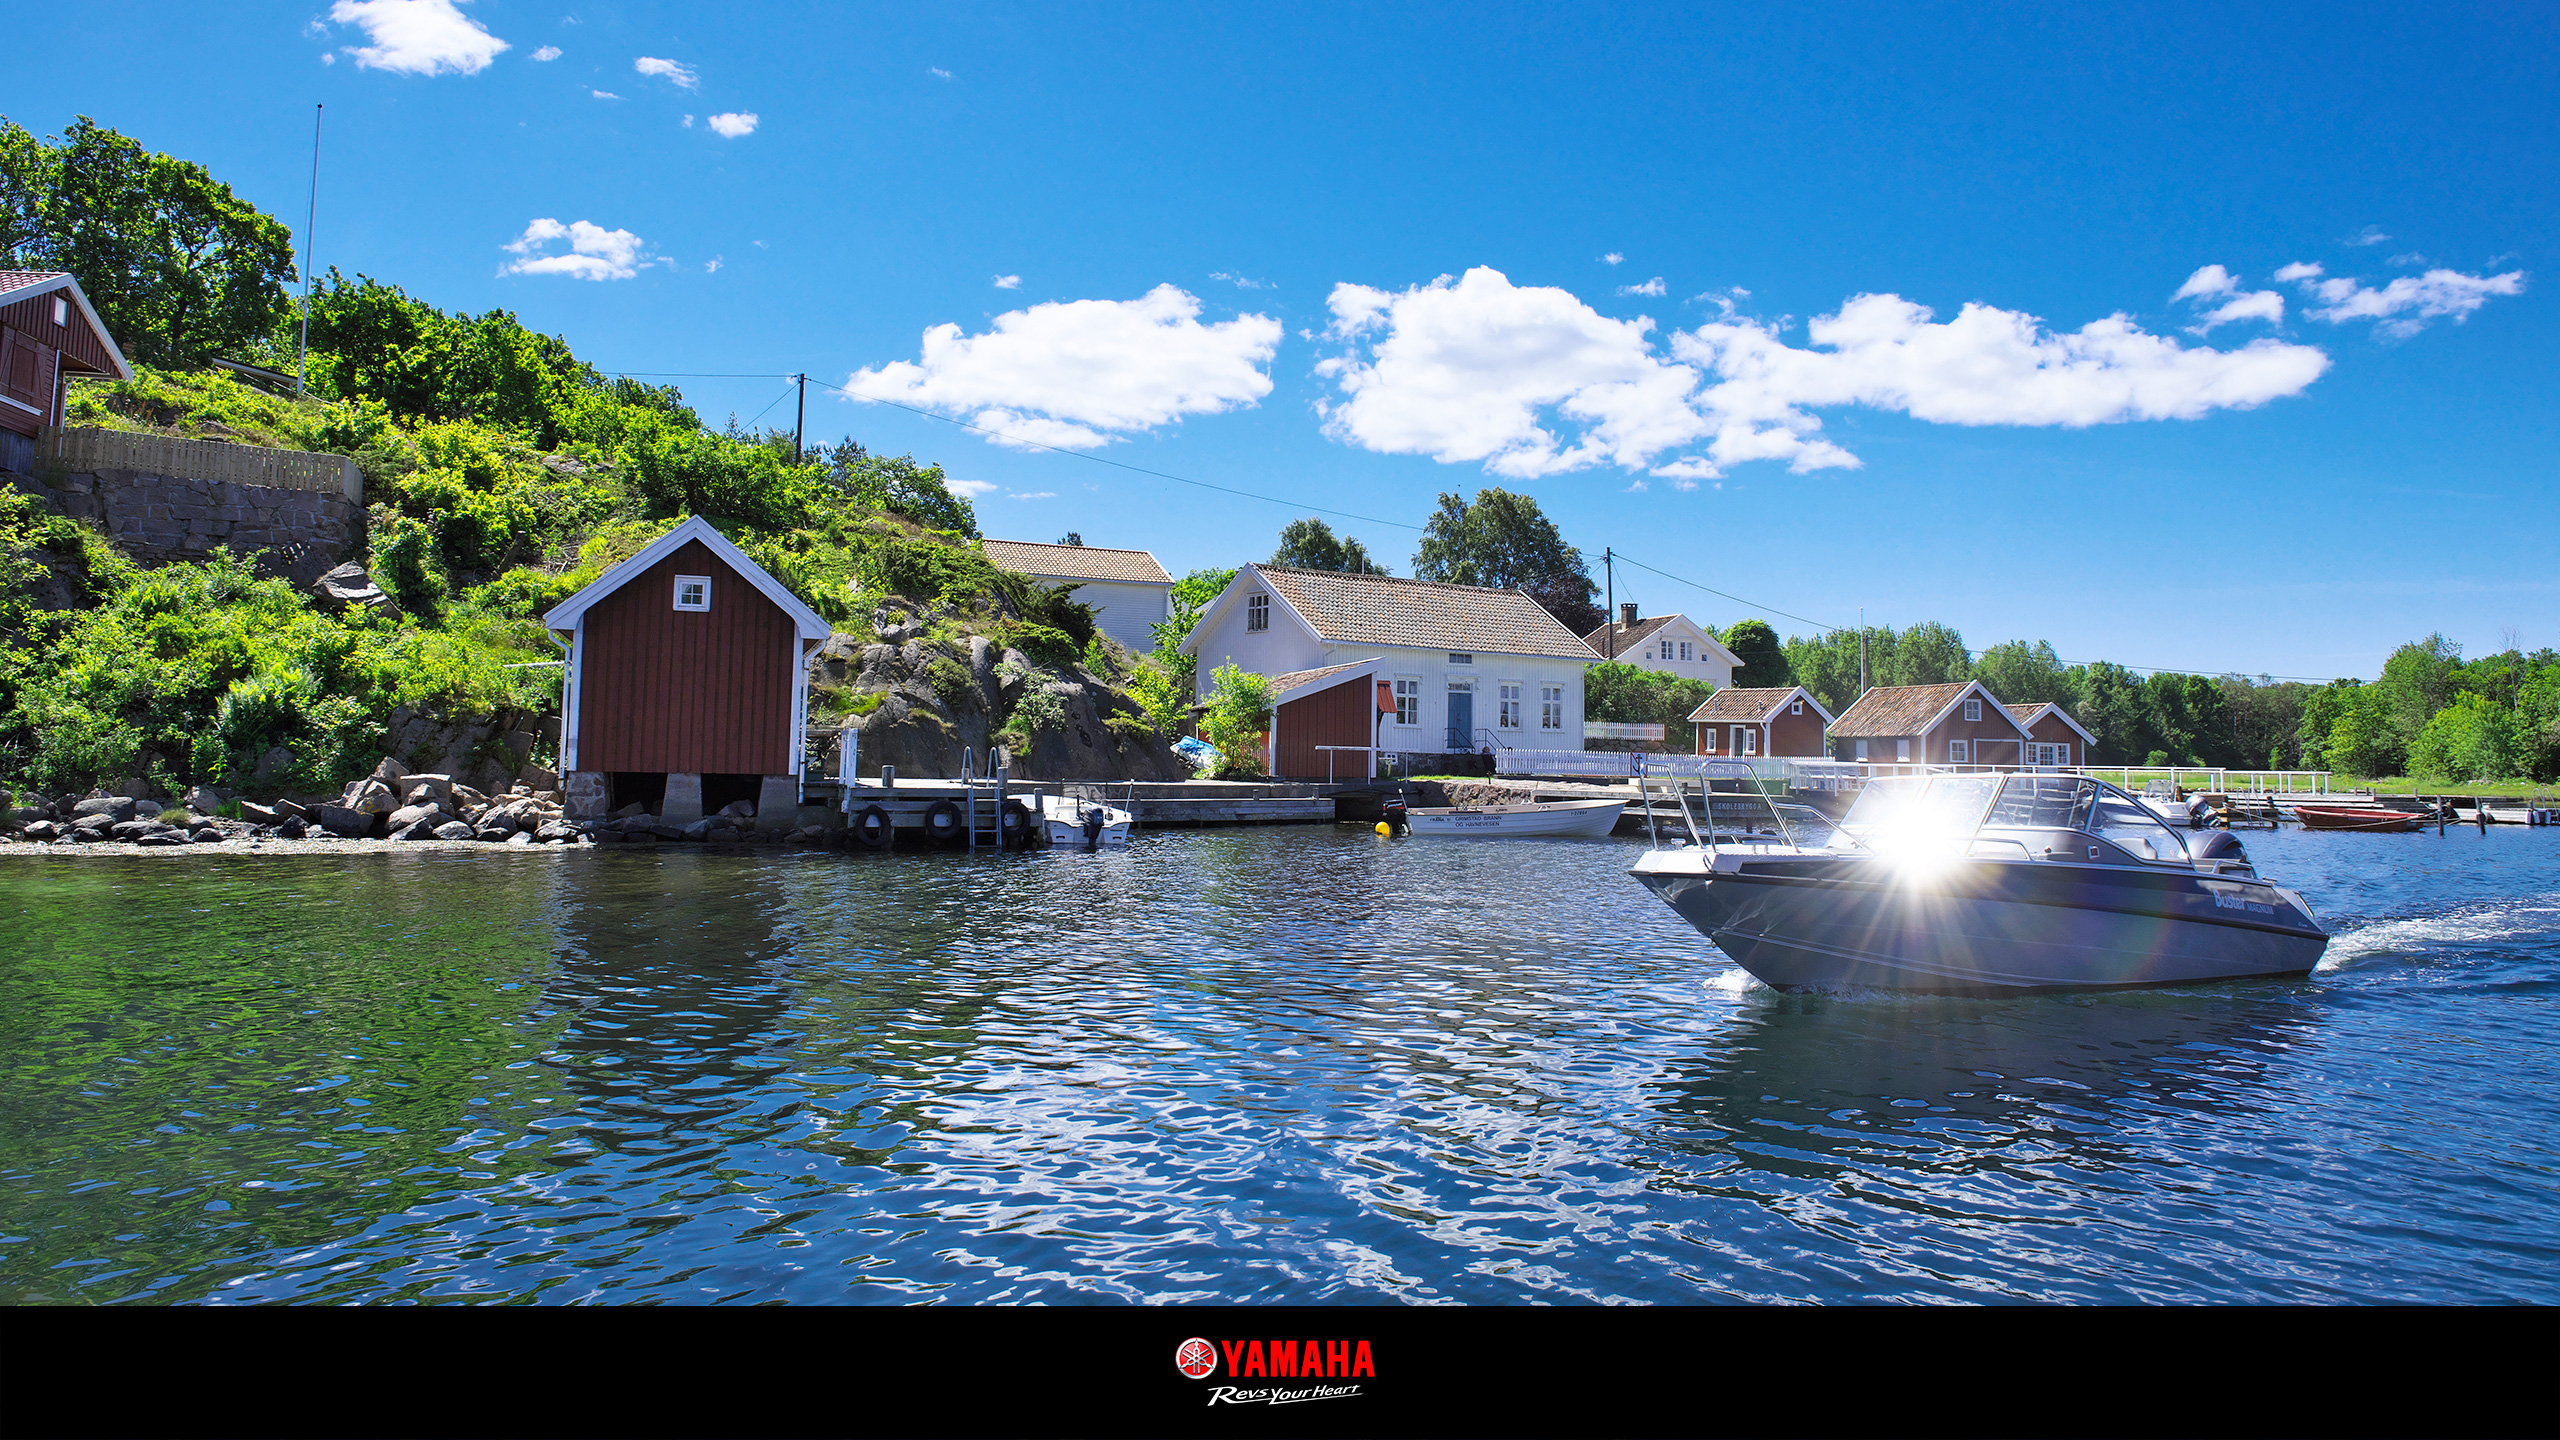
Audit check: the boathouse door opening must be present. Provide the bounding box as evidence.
[608,771,669,816]
[700,772,764,817]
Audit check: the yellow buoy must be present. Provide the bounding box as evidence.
[1375,822,1392,836]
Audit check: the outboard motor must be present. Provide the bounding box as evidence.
[2189,829,2254,876]
[1080,805,1107,851]
[1378,794,1409,837]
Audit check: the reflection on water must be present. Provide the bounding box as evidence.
[1,825,2554,1304]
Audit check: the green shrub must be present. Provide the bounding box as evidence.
[926,656,976,709]
[1000,620,1080,671]
[1201,663,1273,777]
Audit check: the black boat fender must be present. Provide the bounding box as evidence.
[853,805,894,850]
[922,799,964,843]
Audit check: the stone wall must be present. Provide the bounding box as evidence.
[10,466,364,589]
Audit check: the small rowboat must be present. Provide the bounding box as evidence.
[1403,797,1626,838]
[2292,805,2425,833]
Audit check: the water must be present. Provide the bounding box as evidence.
[2,824,2554,1305]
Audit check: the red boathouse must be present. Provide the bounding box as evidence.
[544,515,833,824]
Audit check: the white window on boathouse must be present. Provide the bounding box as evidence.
[1948,739,1968,764]
[673,574,711,611]
[1963,697,1982,721]
[1247,593,1269,631]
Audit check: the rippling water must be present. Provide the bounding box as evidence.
[3,822,2554,1305]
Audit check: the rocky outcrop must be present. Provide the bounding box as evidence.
[377,705,555,797]
[309,561,396,616]
[816,605,1188,783]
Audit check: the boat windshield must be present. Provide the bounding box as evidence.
[1836,773,2190,864]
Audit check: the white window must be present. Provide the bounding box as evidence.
[2055,742,2070,765]
[1896,739,1911,762]
[1540,684,1563,730]
[1963,697,1982,721]
[1680,641,1693,662]
[1948,739,1967,764]
[1659,639,1675,661]
[1742,728,1758,756]
[1791,699,1804,714]
[1702,728,1718,752]
[673,574,711,611]
[1393,677,1420,726]
[1448,652,1472,666]
[51,296,69,327]
[1498,681,1522,729]
[1247,593,1269,631]
[1855,739,1869,761]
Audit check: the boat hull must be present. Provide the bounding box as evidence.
[1405,798,1626,838]
[1039,796,1132,848]
[2293,806,2423,832]
[1631,849,2328,993]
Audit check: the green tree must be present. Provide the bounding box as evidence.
[1585,661,1717,748]
[2074,662,2153,764]
[2409,693,2524,782]
[1721,619,1790,688]
[1201,662,1275,777]
[1892,621,1971,686]
[1271,517,1389,575]
[1411,488,1601,633]
[1,117,296,368]
[1780,626,1898,716]
[1147,567,1238,697]
[1973,640,2076,708]
[823,440,979,536]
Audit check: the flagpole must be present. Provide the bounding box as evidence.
[297,103,322,395]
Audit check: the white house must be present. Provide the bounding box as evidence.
[1581,606,1738,687]
[1182,565,1602,771]
[982,539,1173,655]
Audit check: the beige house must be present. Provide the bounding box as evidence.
[981,539,1174,655]
[1582,605,1738,687]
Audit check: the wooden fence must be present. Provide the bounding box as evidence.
[39,425,361,501]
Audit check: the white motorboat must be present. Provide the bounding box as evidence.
[1039,791,1133,849]
[1398,796,1626,838]
[1628,770,2328,993]
[2139,777,2201,828]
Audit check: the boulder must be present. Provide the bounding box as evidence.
[239,802,282,826]
[648,823,684,841]
[433,821,475,840]
[137,832,188,847]
[452,784,489,812]
[612,801,651,819]
[310,562,396,616]
[183,786,224,815]
[473,825,513,843]
[22,820,59,842]
[112,819,170,841]
[370,756,409,789]
[314,804,374,839]
[681,819,717,842]
[112,777,155,802]
[189,829,226,844]
[348,779,399,816]
[535,820,580,843]
[477,809,518,836]
[504,830,535,846]
[6,805,50,830]
[706,824,741,843]
[273,816,309,840]
[272,799,310,820]
[75,796,139,822]
[518,764,559,792]
[403,774,454,807]
[392,817,441,842]
[716,800,757,821]
[385,803,442,831]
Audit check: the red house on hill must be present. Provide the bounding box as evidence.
[0,271,133,467]
[544,515,833,824]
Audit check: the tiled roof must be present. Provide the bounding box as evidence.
[1828,682,1976,737]
[1255,565,1600,659]
[1583,615,1676,657]
[1270,659,1374,696]
[1688,686,1802,723]
[2008,701,2096,744]
[0,271,71,297]
[982,539,1172,585]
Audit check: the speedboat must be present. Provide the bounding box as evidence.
[1628,771,2328,993]
[2140,777,2200,827]
[1039,791,1132,849]
[1401,797,1626,838]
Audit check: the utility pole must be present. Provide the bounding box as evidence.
[297,104,322,395]
[794,372,806,463]
[1603,547,1615,657]
[1859,606,1867,695]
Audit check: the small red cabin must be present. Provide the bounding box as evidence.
[545,516,832,824]
[0,271,133,460]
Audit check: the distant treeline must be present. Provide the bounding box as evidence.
[1773,625,2560,782]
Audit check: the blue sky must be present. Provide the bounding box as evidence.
[15,3,2554,679]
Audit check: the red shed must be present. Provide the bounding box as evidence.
[1687,685,1834,758]
[2004,702,2098,769]
[1266,658,1387,779]
[545,516,833,824]
[0,271,132,457]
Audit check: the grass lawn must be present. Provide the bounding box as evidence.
[2337,776,2556,799]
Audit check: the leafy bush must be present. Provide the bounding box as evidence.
[1201,663,1273,777]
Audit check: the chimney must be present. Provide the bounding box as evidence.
[1620,602,1639,627]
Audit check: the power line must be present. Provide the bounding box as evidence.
[1608,551,1843,633]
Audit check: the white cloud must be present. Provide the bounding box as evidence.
[1010,491,1057,500]
[1670,477,1699,491]
[2273,262,2324,283]
[330,0,508,75]
[1209,272,1273,289]
[2348,225,2391,247]
[931,66,952,79]
[531,44,561,60]
[681,114,693,127]
[704,256,722,274]
[992,274,1022,289]
[499,217,649,281]
[752,240,767,249]
[1625,479,1648,492]
[946,479,999,498]
[590,89,619,99]
[2387,252,2430,267]
[2189,290,2285,333]
[1618,276,1666,297]
[1601,253,1625,266]
[1314,266,2333,480]
[2172,264,2239,301]
[847,285,1283,450]
[321,52,336,65]
[634,56,697,88]
[706,112,757,138]
[2293,266,2527,337]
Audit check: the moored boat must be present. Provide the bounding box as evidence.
[1039,792,1133,848]
[1629,771,2328,993]
[2293,805,2426,833]
[1402,797,1626,838]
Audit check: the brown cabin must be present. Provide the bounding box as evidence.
[0,271,133,464]
[1688,685,1833,758]
[2005,702,2097,768]
[1266,658,1388,779]
[545,516,832,823]
[1827,680,2034,768]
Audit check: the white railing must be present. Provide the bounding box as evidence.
[39,425,362,500]
[2078,766,2333,795]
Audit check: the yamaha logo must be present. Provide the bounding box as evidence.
[1175,1337,1218,1379]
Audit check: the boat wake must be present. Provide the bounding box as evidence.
[2315,897,2560,973]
